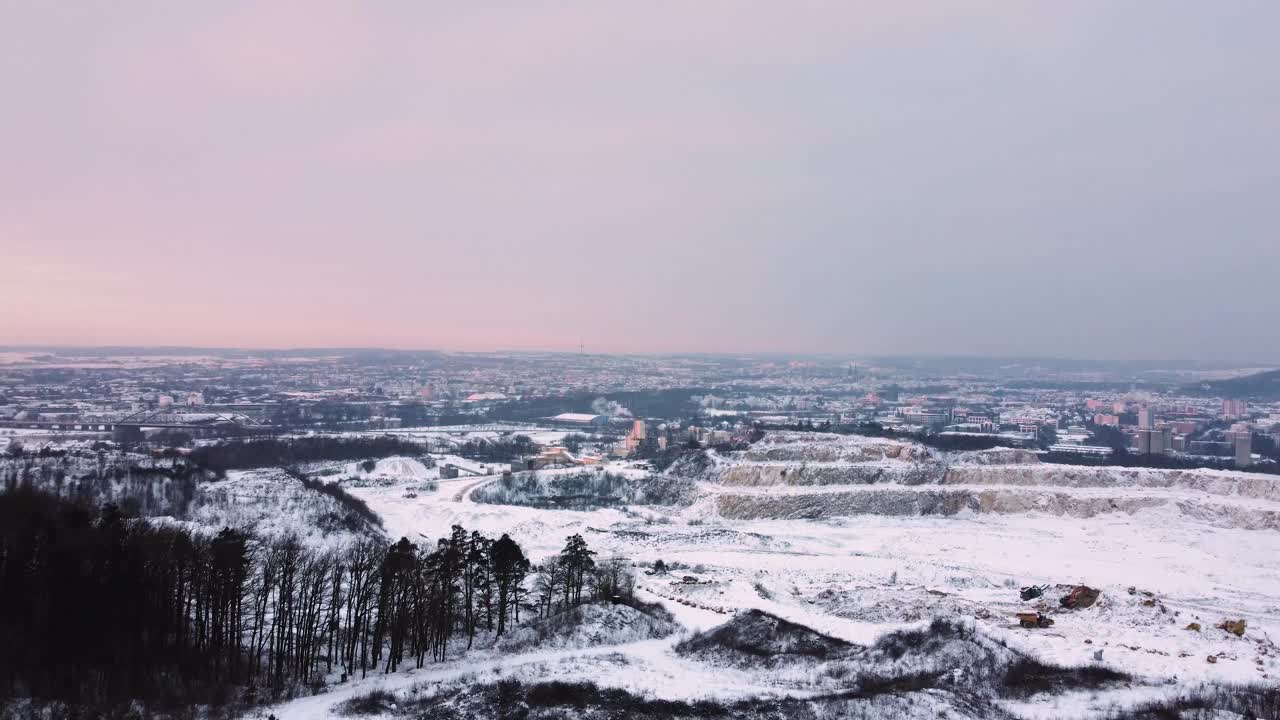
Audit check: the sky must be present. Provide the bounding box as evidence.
[2,2,1277,362]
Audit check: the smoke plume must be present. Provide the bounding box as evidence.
[592,397,632,417]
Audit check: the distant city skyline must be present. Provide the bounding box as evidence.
[2,344,1276,371]
[3,2,1278,360]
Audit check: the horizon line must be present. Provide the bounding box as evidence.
[0,344,1275,369]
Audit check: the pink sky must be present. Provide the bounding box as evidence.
[3,2,1277,359]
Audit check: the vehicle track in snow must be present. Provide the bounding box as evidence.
[452,475,499,503]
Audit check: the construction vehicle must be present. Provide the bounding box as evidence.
[1016,612,1055,629]
[1060,585,1100,609]
[1020,584,1050,601]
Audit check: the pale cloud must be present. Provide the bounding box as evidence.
[194,1,374,98]
[0,2,1277,360]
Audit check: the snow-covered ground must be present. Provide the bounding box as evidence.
[178,467,379,546]
[260,437,1280,719]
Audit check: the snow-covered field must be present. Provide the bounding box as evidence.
[260,434,1280,719]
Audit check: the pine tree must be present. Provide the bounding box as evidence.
[558,534,596,607]
[490,534,527,635]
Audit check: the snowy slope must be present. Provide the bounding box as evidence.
[257,440,1280,719]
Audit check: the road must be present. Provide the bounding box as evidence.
[452,475,499,503]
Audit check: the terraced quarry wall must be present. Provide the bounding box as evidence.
[941,464,1280,503]
[718,462,944,487]
[692,432,1280,529]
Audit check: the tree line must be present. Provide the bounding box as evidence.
[454,434,536,463]
[1043,448,1280,475]
[1,451,205,517]
[782,420,1023,451]
[0,487,608,711]
[187,436,429,473]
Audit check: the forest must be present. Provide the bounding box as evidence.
[186,436,430,473]
[0,450,206,517]
[0,488,613,715]
[452,434,536,463]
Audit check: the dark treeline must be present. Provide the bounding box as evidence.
[839,422,1020,451]
[1183,368,1280,401]
[1,453,204,517]
[597,389,712,420]
[188,436,428,473]
[1043,449,1280,475]
[486,393,602,423]
[0,488,602,713]
[773,420,1022,452]
[455,434,536,463]
[275,466,384,534]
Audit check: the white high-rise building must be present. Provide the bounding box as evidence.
[1236,433,1253,467]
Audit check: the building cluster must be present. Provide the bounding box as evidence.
[686,425,734,446]
[1086,398,1268,467]
[2,350,1278,474]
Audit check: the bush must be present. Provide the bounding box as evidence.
[336,688,396,716]
[1000,659,1130,698]
[872,618,968,661]
[1105,684,1280,719]
[294,472,383,530]
[498,602,678,653]
[515,680,731,717]
[851,670,944,697]
[676,609,856,663]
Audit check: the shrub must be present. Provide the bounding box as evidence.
[1001,659,1130,698]
[1105,684,1280,719]
[676,609,856,663]
[336,688,396,716]
[295,473,383,530]
[872,618,969,661]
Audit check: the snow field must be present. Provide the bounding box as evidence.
[261,451,1280,718]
